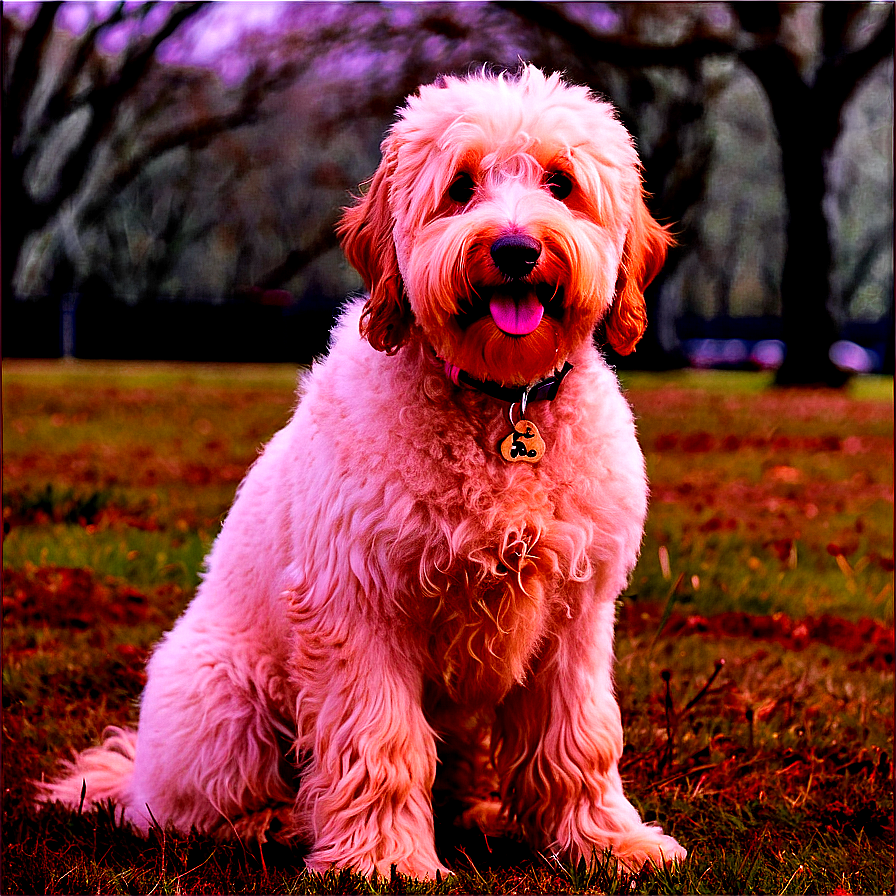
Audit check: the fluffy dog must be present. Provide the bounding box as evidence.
[39,66,686,877]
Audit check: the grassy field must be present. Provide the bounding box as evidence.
[2,360,893,894]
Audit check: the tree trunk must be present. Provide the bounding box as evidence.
[773,87,847,385]
[740,43,848,386]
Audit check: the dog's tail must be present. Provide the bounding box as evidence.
[35,726,137,813]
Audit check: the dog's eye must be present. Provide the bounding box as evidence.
[545,171,573,201]
[448,172,476,204]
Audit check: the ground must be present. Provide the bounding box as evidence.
[2,362,892,894]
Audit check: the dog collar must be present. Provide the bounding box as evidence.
[443,361,574,406]
[442,360,573,465]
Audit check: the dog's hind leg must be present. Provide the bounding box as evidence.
[40,612,299,841]
[121,617,297,837]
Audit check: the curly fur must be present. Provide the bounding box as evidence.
[37,66,684,878]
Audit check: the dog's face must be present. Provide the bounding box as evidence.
[340,67,670,386]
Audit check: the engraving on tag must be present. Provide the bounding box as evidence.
[499,419,546,463]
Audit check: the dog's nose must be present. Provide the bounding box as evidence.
[490,234,541,279]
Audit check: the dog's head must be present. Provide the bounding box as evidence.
[339,66,670,386]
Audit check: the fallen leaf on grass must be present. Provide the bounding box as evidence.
[1,566,182,630]
[619,603,895,671]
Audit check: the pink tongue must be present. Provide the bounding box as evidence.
[489,293,544,335]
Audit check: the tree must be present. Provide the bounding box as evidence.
[5,2,891,378]
[731,2,894,384]
[1,1,299,305]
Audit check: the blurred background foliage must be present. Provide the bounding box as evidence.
[2,1,893,383]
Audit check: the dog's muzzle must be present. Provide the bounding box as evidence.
[457,233,564,335]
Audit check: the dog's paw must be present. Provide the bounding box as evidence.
[613,826,687,873]
[561,824,686,875]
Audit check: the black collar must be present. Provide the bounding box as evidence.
[446,361,574,404]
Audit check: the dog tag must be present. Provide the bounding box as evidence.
[499,419,545,463]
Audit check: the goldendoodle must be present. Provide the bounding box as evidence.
[39,65,686,878]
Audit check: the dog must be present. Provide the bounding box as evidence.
[38,65,686,878]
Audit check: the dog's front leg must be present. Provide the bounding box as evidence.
[494,595,686,873]
[292,625,450,880]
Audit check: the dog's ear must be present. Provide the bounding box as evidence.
[604,193,672,355]
[338,145,411,355]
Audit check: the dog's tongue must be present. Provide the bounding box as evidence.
[489,292,544,335]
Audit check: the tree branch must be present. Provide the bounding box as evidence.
[4,2,61,137]
[818,4,895,117]
[495,1,737,68]
[253,220,342,291]
[26,2,208,232]
[13,3,130,180]
[77,59,298,231]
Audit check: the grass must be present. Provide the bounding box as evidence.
[624,372,893,623]
[2,360,893,894]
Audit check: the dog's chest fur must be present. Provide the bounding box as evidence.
[352,350,617,701]
[297,315,645,703]
[404,459,570,703]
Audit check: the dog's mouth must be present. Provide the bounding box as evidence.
[456,283,564,335]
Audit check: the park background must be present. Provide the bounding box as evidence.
[2,1,894,383]
[2,3,894,894]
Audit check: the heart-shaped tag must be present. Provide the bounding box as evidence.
[499,419,546,463]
